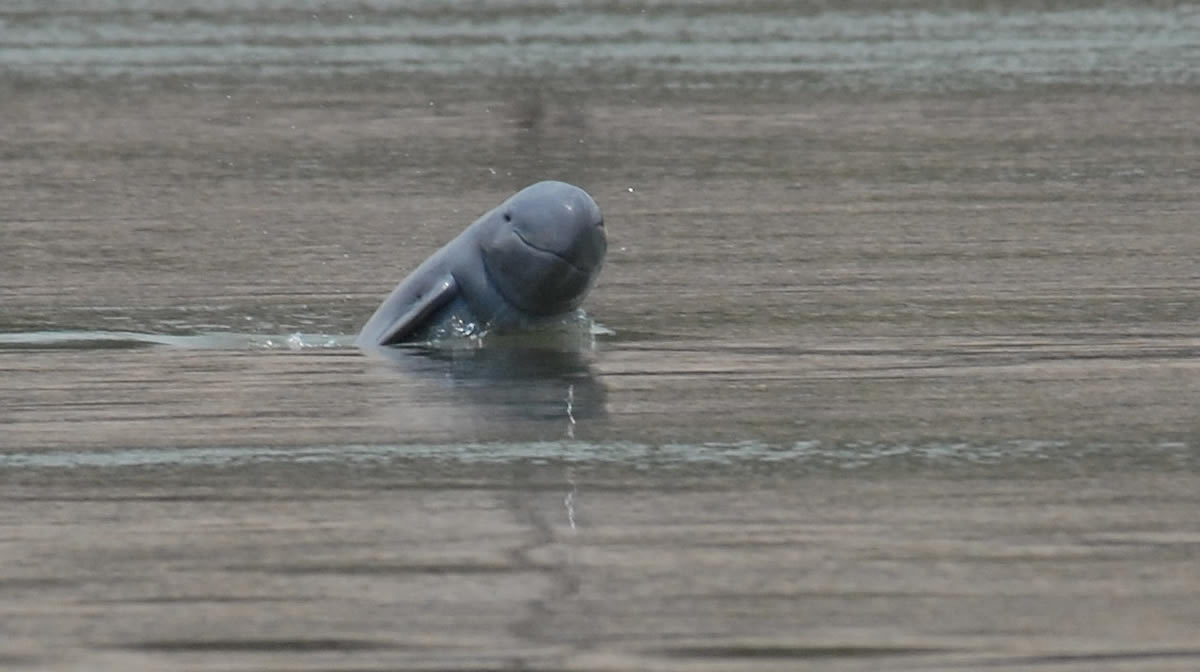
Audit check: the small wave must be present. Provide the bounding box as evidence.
[0,439,1191,470]
[0,330,355,351]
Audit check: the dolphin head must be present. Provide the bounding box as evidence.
[479,181,607,316]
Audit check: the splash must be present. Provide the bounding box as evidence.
[407,309,611,352]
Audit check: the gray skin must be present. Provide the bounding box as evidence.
[356,181,606,348]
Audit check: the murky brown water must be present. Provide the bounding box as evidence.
[3,2,1200,670]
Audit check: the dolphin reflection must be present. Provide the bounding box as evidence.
[361,343,608,440]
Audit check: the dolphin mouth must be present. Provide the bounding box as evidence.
[512,229,591,275]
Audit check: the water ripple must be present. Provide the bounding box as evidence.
[0,439,1192,470]
[0,330,353,350]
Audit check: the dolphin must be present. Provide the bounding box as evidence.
[356,181,607,348]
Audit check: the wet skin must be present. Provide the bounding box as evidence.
[355,181,607,348]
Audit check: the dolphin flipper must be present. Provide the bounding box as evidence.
[372,276,458,347]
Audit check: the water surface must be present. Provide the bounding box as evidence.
[2,2,1200,670]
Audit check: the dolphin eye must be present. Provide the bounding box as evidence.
[503,212,512,222]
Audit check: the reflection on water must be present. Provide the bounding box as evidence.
[365,340,608,431]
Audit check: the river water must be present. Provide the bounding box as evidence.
[2,2,1200,670]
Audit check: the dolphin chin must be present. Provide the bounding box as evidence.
[482,241,594,317]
